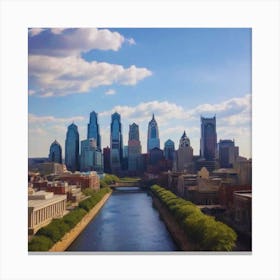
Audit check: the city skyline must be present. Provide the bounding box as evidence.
[28,28,252,159]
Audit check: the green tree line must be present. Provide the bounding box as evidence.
[151,185,237,251]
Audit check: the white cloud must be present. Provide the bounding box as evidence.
[105,89,116,95]
[126,38,136,45]
[28,113,85,124]
[29,55,152,97]
[28,28,129,56]
[50,28,66,35]
[28,28,45,37]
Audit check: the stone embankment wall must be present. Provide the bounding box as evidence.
[152,196,196,251]
[49,192,112,252]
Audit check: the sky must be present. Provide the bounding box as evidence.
[28,28,252,159]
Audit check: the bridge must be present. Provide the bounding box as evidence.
[109,180,148,189]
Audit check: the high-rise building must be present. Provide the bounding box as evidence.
[110,112,123,174]
[200,116,217,161]
[164,139,175,161]
[218,139,239,168]
[147,114,160,152]
[87,111,101,151]
[175,131,193,172]
[128,123,142,171]
[80,138,103,173]
[103,146,111,173]
[48,140,62,164]
[65,123,80,172]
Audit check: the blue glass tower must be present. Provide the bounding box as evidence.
[110,112,123,173]
[65,123,80,172]
[87,111,101,151]
[48,140,62,164]
[164,139,175,161]
[147,114,160,152]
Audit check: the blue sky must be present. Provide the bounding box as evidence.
[28,28,251,158]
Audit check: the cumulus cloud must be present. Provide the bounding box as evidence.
[100,95,251,125]
[28,28,128,56]
[28,28,45,37]
[28,113,85,124]
[28,55,152,97]
[100,100,186,123]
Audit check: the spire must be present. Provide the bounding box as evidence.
[152,113,155,120]
[182,130,186,138]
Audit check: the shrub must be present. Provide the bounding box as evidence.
[28,235,54,251]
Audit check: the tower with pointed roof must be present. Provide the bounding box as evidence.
[175,131,193,172]
[147,114,160,152]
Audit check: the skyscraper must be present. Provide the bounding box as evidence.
[110,112,123,173]
[65,123,80,172]
[80,138,103,172]
[175,131,193,172]
[87,111,101,151]
[218,139,239,168]
[48,140,62,164]
[164,139,175,161]
[200,116,217,161]
[128,123,142,171]
[147,114,160,152]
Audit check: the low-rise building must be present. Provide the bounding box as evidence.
[58,171,100,191]
[28,191,67,235]
[233,190,252,234]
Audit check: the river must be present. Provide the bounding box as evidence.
[67,187,179,252]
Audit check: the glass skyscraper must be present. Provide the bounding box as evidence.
[164,139,175,161]
[200,116,217,161]
[48,140,62,164]
[110,112,123,173]
[87,111,101,151]
[128,123,142,171]
[65,123,80,172]
[147,114,160,152]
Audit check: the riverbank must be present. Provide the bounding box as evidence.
[49,191,112,252]
[152,195,196,251]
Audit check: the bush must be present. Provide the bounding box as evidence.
[151,184,237,251]
[28,235,54,251]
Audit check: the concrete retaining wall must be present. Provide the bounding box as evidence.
[49,191,112,252]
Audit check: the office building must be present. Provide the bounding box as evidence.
[218,139,239,168]
[48,140,62,164]
[164,139,175,161]
[128,123,142,171]
[110,112,123,174]
[175,131,193,172]
[87,111,101,150]
[200,116,217,160]
[103,146,111,173]
[147,114,160,152]
[65,123,80,172]
[80,138,103,173]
